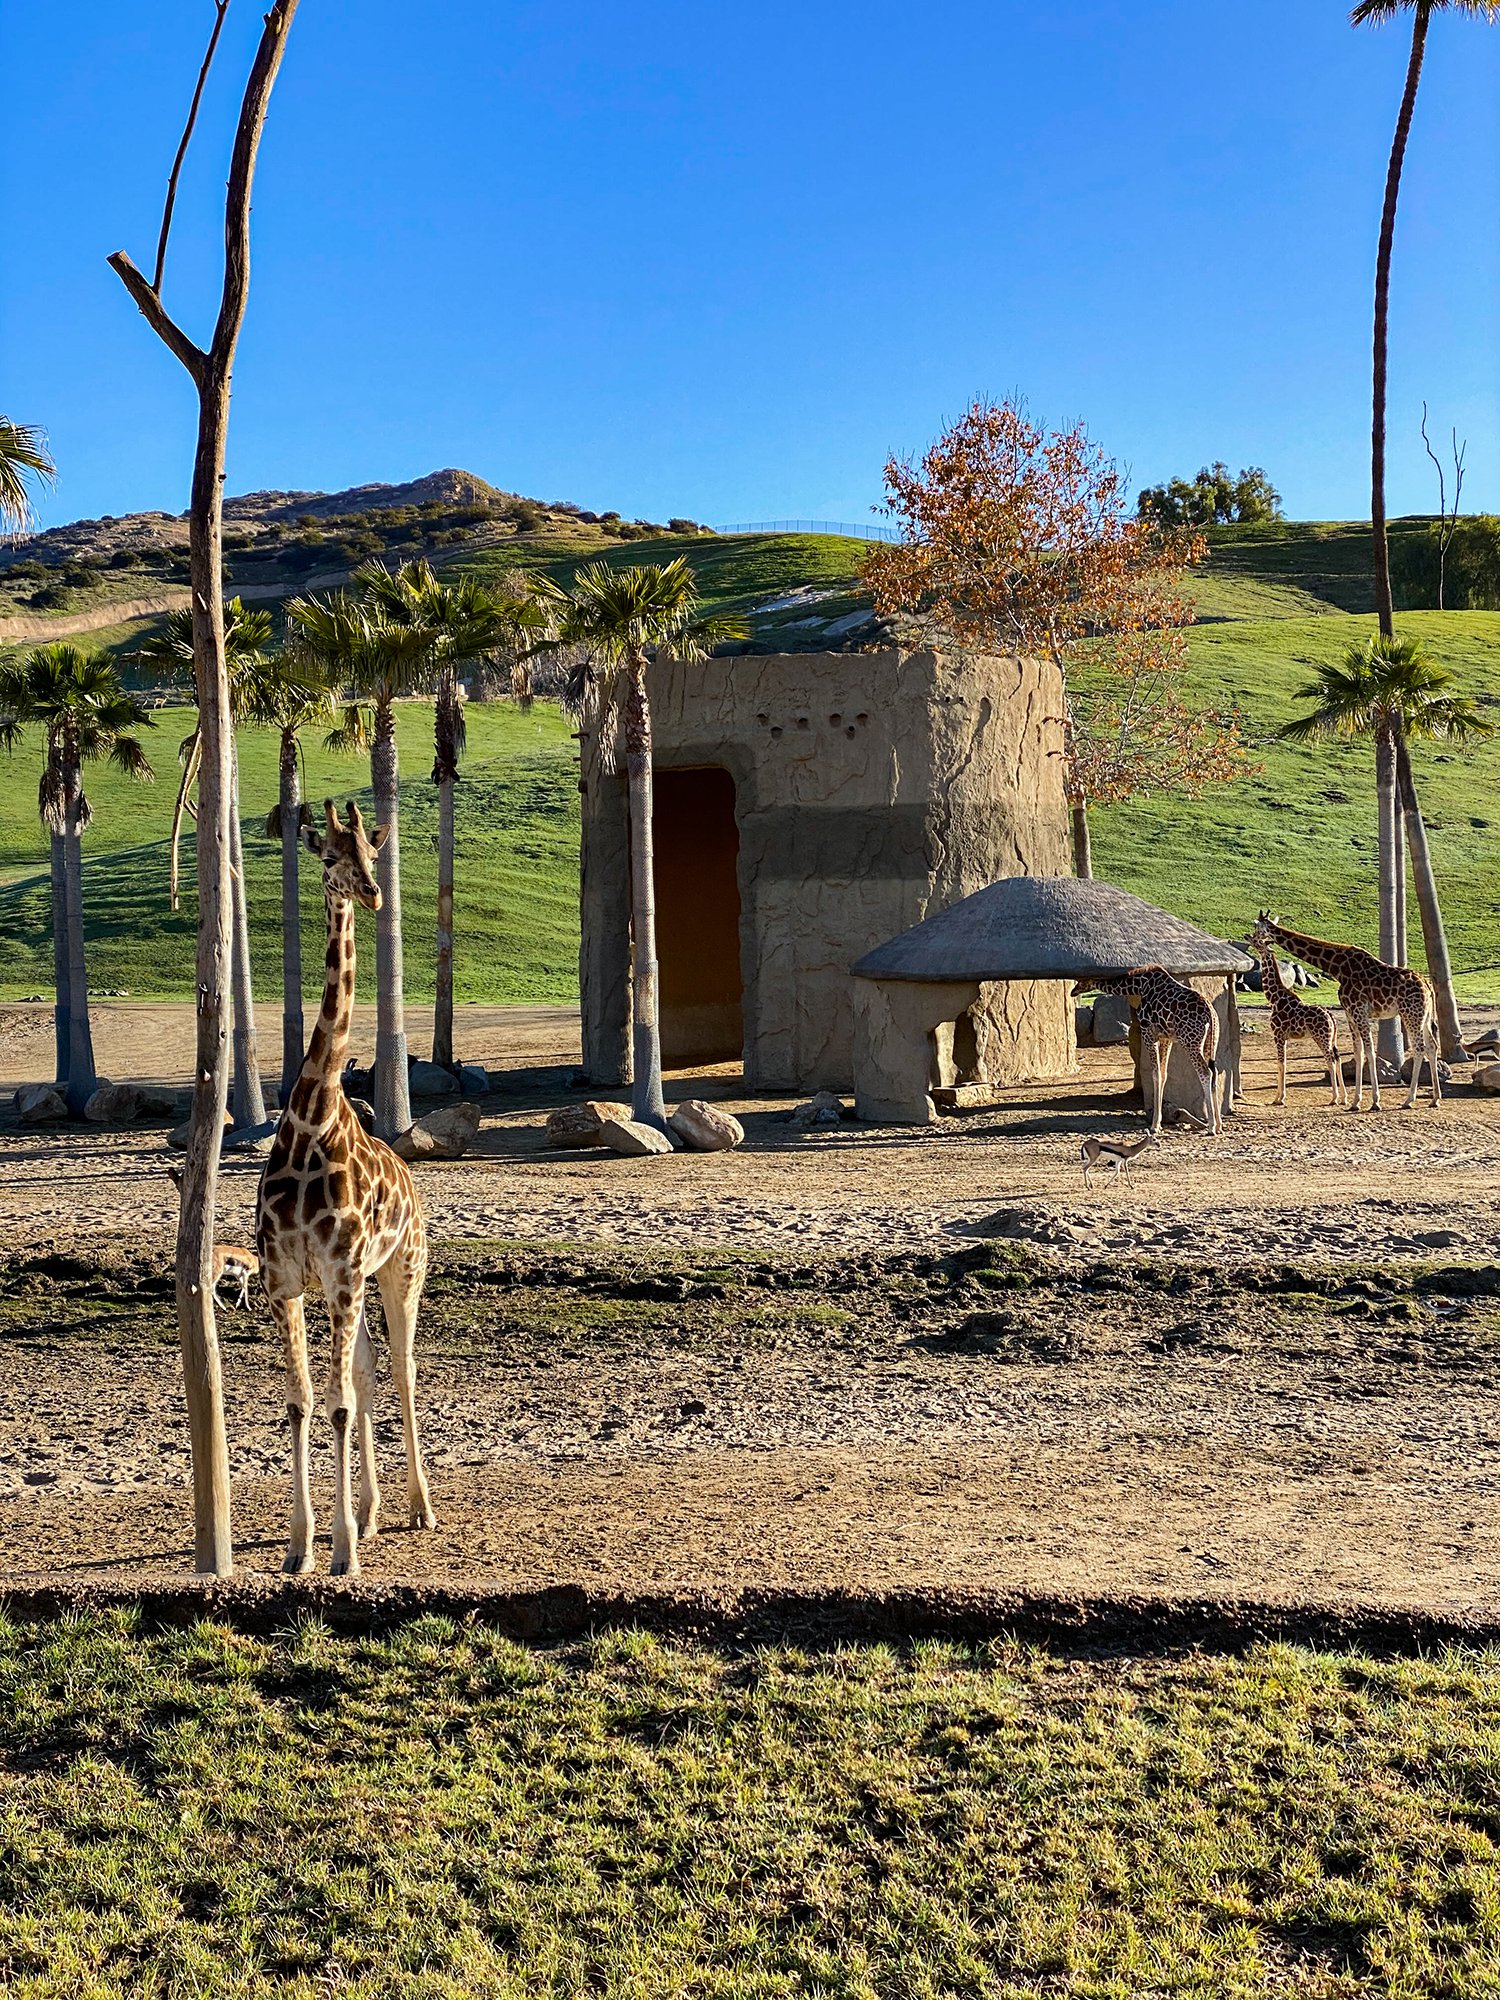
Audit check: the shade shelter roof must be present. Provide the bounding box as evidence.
[851,876,1253,984]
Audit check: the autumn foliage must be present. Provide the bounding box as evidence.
[864,399,1256,874]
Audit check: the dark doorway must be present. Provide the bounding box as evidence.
[652,766,743,1066]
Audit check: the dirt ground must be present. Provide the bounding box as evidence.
[2,998,1498,1615]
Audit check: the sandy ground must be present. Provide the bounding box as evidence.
[2,999,1498,1611]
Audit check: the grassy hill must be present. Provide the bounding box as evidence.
[2,509,1496,1012]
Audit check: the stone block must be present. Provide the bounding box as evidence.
[393,1101,481,1162]
[546,1101,630,1148]
[459,1064,489,1096]
[599,1117,674,1156]
[668,1099,744,1151]
[15,1083,67,1124]
[84,1082,144,1123]
[1073,1003,1096,1047]
[408,1060,459,1098]
[1091,995,1134,1046]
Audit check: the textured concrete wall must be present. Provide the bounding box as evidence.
[579,645,1074,1092]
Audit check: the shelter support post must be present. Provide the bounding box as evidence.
[852,977,982,1124]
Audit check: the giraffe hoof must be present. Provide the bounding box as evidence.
[410,1502,437,1531]
[357,1505,382,1539]
[329,1554,360,1579]
[282,1549,315,1576]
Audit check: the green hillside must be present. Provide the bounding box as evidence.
[2,519,1496,1012]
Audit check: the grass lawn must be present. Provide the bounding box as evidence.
[0,701,580,1005]
[3,1614,1500,1997]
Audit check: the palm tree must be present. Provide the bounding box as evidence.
[1283,633,1489,1060]
[360,560,558,1069]
[252,658,341,1099]
[1353,0,1497,636]
[558,559,747,1130]
[0,417,55,531]
[285,588,431,1138]
[132,599,275,1128]
[0,645,154,1113]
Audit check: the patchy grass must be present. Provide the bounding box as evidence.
[2,1614,1500,1997]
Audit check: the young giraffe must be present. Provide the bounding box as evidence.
[256,800,435,1577]
[1074,966,1225,1137]
[1251,936,1346,1107]
[1250,912,1439,1113]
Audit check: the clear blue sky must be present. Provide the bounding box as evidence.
[4,1,1497,531]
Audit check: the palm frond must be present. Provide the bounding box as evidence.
[0,417,56,532]
[109,735,156,782]
[324,701,374,757]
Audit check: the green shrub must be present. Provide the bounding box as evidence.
[28,584,69,609]
[1391,516,1500,612]
[61,562,102,589]
[6,559,46,581]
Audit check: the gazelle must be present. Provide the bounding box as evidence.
[1080,1131,1159,1188]
[211,1244,260,1310]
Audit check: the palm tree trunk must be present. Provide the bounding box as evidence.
[49,830,70,1088]
[169,727,202,913]
[1370,1,1431,640]
[1395,729,1465,1059]
[279,727,305,1097]
[432,677,457,1072]
[61,752,97,1117]
[1376,727,1405,1070]
[227,735,266,1129]
[1394,809,1408,968]
[624,660,667,1131]
[371,700,412,1139]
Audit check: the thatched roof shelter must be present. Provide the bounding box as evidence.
[851,876,1253,985]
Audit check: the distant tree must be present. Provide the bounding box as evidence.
[1136,463,1283,528]
[557,560,748,1130]
[1354,0,1497,638]
[1419,401,1466,610]
[0,644,155,1113]
[1283,633,1489,1061]
[0,418,55,531]
[865,398,1251,877]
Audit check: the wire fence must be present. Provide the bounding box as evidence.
[711,519,901,544]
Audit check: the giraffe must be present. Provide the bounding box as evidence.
[1250,935,1346,1107]
[1250,912,1439,1113]
[255,799,434,1577]
[1073,966,1225,1136]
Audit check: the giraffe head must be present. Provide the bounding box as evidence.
[302,799,387,910]
[1071,969,1142,1002]
[1248,910,1280,952]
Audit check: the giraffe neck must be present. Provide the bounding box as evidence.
[291,894,357,1118]
[1257,943,1291,998]
[1265,921,1359,979]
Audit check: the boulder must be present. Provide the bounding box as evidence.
[168,1110,233,1149]
[1073,1003,1096,1047]
[1474,1065,1500,1093]
[546,1100,631,1149]
[1091,995,1134,1046]
[459,1064,489,1097]
[599,1116,674,1156]
[791,1089,848,1128]
[393,1101,481,1162]
[341,1064,372,1097]
[1341,1055,1401,1085]
[15,1083,67,1125]
[668,1099,744,1151]
[1400,1054,1453,1086]
[84,1082,144,1123]
[136,1086,181,1118]
[408,1060,460,1098]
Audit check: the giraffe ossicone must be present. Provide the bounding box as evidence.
[255,797,434,1578]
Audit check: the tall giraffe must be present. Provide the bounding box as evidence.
[1251,936,1346,1107]
[1250,912,1439,1113]
[256,800,434,1577]
[1073,966,1225,1136]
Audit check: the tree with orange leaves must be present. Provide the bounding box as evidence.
[864,399,1254,876]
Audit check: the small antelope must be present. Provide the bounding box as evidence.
[212,1244,260,1310]
[1080,1131,1159,1188]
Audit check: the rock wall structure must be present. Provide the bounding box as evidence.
[579,645,1074,1093]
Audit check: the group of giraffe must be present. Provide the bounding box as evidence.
[1075,910,1443,1140]
[231,803,1449,1577]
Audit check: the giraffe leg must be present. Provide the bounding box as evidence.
[1365,1020,1383,1112]
[1196,1051,1219,1136]
[1147,1038,1165,1136]
[323,1277,365,1578]
[377,1242,436,1531]
[1276,1033,1288,1107]
[353,1306,382,1540]
[272,1291,315,1576]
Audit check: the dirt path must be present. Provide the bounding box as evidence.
[2,1002,1499,1612]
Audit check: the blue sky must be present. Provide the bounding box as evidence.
[4,1,1497,531]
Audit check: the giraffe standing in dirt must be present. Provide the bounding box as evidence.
[1251,935,1346,1107]
[1073,966,1226,1136]
[256,800,435,1577]
[1250,912,1439,1113]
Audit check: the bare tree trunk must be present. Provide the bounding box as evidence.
[49,830,70,1088]
[279,727,305,1097]
[1070,800,1093,880]
[624,660,666,1131]
[228,733,267,1128]
[1376,728,1405,1070]
[61,754,97,1117]
[108,0,299,1576]
[169,727,201,913]
[371,702,412,1138]
[1395,729,1465,1059]
[1370,2,1430,640]
[433,771,456,1071]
